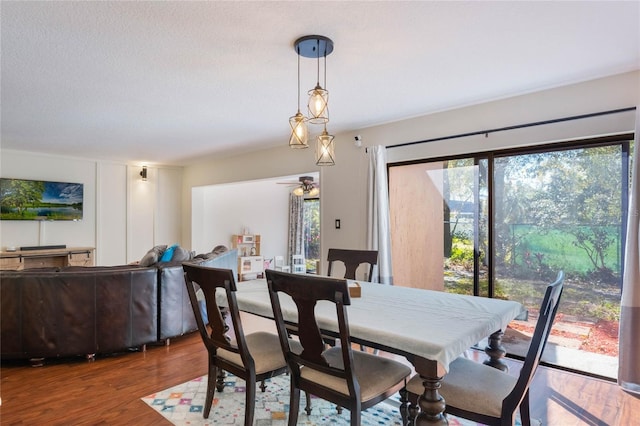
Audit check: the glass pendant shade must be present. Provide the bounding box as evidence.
[292,186,305,196]
[316,127,335,166]
[308,186,320,197]
[307,85,329,124]
[289,111,309,148]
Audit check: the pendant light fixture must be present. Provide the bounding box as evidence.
[316,125,335,166]
[288,35,336,166]
[307,37,330,124]
[289,44,309,148]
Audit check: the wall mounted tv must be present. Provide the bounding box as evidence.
[0,178,83,221]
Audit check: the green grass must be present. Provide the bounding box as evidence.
[512,225,621,275]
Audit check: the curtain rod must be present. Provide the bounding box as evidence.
[387,106,637,150]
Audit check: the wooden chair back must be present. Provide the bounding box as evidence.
[267,269,412,425]
[265,269,359,402]
[184,264,293,425]
[502,271,564,416]
[327,248,378,281]
[183,264,253,374]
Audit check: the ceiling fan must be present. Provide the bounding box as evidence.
[277,176,320,197]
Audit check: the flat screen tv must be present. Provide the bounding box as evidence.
[0,178,83,221]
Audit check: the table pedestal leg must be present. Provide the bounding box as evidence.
[483,330,508,372]
[414,375,448,426]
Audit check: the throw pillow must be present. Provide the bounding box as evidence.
[211,245,228,255]
[160,244,179,262]
[171,246,192,262]
[140,245,168,267]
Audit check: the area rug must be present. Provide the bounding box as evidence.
[142,374,534,425]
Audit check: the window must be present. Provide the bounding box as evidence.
[303,198,320,273]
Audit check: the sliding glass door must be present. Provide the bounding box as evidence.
[388,135,631,378]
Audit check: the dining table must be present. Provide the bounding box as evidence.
[215,277,525,425]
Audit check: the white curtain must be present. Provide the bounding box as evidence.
[287,193,304,267]
[619,106,640,394]
[366,145,393,284]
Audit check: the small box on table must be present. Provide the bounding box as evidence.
[348,281,361,298]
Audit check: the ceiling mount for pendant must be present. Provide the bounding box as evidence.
[294,35,334,58]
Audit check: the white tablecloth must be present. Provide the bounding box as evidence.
[218,279,524,373]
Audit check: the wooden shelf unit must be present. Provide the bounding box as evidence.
[0,247,95,271]
[231,234,261,257]
[231,235,263,281]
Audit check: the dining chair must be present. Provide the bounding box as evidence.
[183,264,300,426]
[266,269,411,426]
[327,248,380,352]
[405,271,564,426]
[327,248,378,281]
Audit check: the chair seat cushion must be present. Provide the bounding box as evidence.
[217,331,301,375]
[301,347,411,402]
[407,357,518,418]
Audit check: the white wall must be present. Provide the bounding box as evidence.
[182,72,639,273]
[127,165,156,264]
[97,162,127,265]
[155,167,183,247]
[0,150,183,265]
[191,173,316,262]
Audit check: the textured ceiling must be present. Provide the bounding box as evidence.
[1,1,638,166]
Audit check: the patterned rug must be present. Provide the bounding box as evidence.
[142,374,532,425]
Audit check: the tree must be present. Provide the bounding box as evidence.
[563,147,621,279]
[494,153,546,269]
[0,179,44,216]
[496,146,622,279]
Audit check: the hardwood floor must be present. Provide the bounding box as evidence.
[1,313,638,425]
[0,336,206,426]
[468,352,640,426]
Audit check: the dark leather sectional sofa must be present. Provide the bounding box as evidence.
[0,249,237,363]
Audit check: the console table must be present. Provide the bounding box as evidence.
[0,247,94,270]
